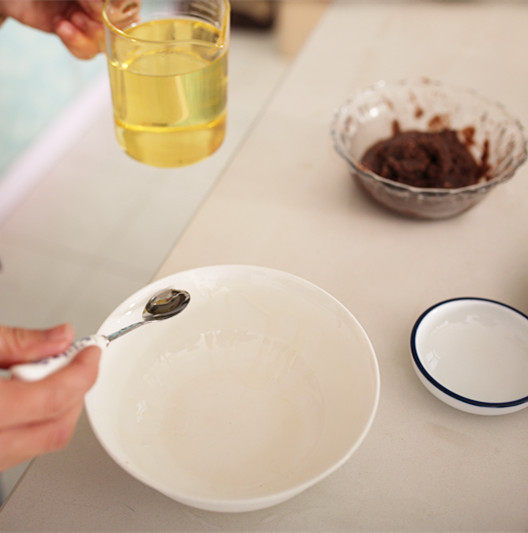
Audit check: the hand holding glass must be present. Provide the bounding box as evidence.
[103,0,229,167]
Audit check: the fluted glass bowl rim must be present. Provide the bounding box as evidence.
[331,79,528,197]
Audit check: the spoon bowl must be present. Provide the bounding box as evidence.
[143,289,191,320]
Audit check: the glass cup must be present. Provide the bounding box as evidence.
[103,0,230,167]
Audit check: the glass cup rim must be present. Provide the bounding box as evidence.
[102,0,230,46]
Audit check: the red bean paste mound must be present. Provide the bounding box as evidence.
[360,128,488,189]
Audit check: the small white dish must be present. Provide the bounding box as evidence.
[85,265,380,512]
[411,297,528,415]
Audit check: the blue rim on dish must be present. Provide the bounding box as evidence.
[410,297,528,409]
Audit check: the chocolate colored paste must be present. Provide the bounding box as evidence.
[361,127,488,189]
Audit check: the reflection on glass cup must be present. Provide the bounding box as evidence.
[103,0,230,167]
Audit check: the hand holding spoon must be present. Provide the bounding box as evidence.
[8,288,190,382]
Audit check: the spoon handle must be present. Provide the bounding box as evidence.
[9,335,109,382]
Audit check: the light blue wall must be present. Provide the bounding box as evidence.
[0,18,105,177]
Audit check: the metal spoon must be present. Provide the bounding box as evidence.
[9,288,190,382]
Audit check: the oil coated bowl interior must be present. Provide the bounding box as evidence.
[85,265,380,512]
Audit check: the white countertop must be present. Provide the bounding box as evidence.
[1,1,528,529]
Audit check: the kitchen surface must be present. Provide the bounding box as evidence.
[1,0,528,530]
[0,0,295,500]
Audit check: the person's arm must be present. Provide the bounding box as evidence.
[0,324,101,471]
[0,1,103,59]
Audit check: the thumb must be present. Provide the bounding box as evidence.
[0,324,75,366]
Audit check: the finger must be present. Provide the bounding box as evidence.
[0,324,74,365]
[70,10,105,51]
[55,19,100,59]
[0,346,100,429]
[78,0,104,22]
[0,400,84,472]
[71,10,102,34]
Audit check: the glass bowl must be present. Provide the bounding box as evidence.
[331,79,527,219]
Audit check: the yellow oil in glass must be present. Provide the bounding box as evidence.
[108,18,227,167]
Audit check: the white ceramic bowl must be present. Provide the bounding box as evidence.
[85,265,380,512]
[411,297,528,415]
